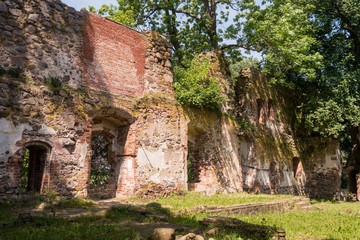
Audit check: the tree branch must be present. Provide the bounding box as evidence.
[220,43,261,52]
[174,9,201,21]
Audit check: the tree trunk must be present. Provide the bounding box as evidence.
[203,0,218,50]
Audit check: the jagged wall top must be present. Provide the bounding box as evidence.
[0,0,174,97]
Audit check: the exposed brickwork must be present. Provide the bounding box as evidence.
[0,0,185,200]
[0,0,342,201]
[83,14,147,96]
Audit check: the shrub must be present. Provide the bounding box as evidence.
[174,58,225,110]
[45,76,63,91]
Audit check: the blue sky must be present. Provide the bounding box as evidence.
[61,0,262,58]
[61,0,117,10]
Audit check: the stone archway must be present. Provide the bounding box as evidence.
[21,141,52,193]
[88,107,136,199]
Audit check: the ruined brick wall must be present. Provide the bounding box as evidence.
[0,0,185,200]
[236,69,341,198]
[236,69,300,195]
[301,139,342,199]
[186,109,243,195]
[82,14,147,96]
[184,53,243,195]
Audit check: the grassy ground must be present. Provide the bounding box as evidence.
[1,193,360,240]
[239,201,360,240]
[132,191,293,211]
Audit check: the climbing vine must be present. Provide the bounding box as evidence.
[90,135,112,186]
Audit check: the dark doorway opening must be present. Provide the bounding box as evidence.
[292,157,301,178]
[348,169,359,194]
[21,145,48,193]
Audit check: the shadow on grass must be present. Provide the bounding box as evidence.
[105,202,277,239]
[0,199,278,240]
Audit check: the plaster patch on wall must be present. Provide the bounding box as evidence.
[280,171,295,187]
[138,143,168,168]
[79,142,88,168]
[0,119,32,162]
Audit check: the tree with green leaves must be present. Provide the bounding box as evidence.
[90,0,360,170]
[305,0,360,168]
[240,0,360,170]
[90,0,247,65]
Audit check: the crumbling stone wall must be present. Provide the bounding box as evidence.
[0,0,84,88]
[186,109,243,195]
[0,0,342,201]
[236,69,301,194]
[184,53,243,195]
[0,0,186,200]
[301,139,342,199]
[236,69,341,198]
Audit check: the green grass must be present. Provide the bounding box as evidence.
[53,198,94,209]
[239,201,360,240]
[1,193,360,240]
[131,191,293,211]
[1,216,143,240]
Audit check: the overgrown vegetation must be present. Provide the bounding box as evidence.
[131,191,293,211]
[0,66,25,80]
[90,135,112,187]
[45,76,63,91]
[240,201,360,240]
[89,0,360,170]
[174,58,225,110]
[20,148,30,192]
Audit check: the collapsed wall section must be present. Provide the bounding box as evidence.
[235,69,341,198]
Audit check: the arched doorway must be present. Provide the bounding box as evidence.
[21,142,51,193]
[88,108,135,199]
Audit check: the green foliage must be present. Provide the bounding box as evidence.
[240,0,323,86]
[90,135,112,187]
[89,0,250,65]
[229,57,260,82]
[187,156,198,183]
[89,3,137,28]
[174,58,225,110]
[45,76,63,91]
[133,192,292,211]
[90,167,111,186]
[0,66,5,76]
[235,116,256,136]
[20,149,29,192]
[241,201,360,240]
[54,198,94,209]
[0,66,24,79]
[305,100,345,138]
[3,193,358,240]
